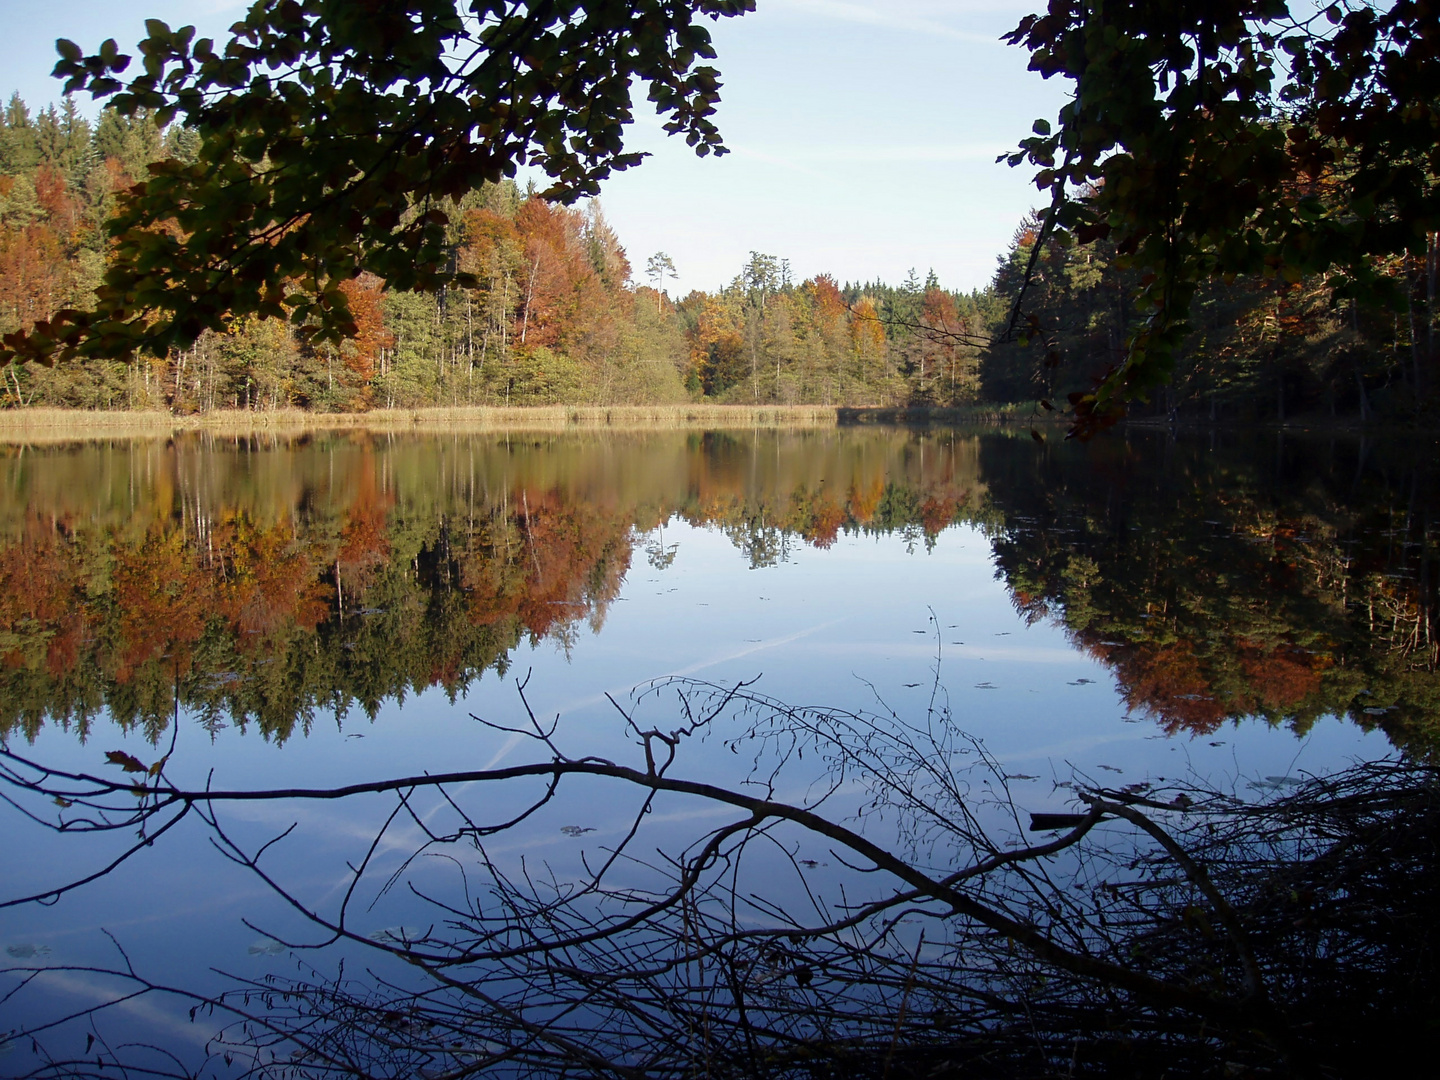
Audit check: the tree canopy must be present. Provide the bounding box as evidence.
[0,0,752,365]
[1005,1,1440,434]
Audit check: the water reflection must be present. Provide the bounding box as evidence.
[0,427,1435,751]
[3,427,1437,1079]
[981,433,1439,752]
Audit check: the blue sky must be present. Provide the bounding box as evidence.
[0,0,1066,294]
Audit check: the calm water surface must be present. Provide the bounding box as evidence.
[1,425,1436,1066]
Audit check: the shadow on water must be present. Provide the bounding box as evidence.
[1,426,1438,1078]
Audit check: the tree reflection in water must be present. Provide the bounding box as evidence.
[981,432,1440,751]
[1,427,1438,1077]
[0,428,1436,750]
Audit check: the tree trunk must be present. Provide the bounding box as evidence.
[1356,372,1371,423]
[521,259,538,344]
[1428,231,1437,397]
[1407,286,1423,396]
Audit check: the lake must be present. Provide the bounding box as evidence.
[1,424,1436,1076]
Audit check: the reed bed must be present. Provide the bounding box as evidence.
[0,404,838,441]
[0,403,1050,444]
[0,408,179,443]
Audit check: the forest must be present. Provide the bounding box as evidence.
[0,92,1432,422]
[984,210,1439,423]
[0,94,994,413]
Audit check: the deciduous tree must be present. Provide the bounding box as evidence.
[2,0,754,366]
[1006,0,1440,433]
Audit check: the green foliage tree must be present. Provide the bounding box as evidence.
[644,251,678,311]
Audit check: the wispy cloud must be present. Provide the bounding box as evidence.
[768,0,1021,44]
[747,144,1013,165]
[24,969,216,1048]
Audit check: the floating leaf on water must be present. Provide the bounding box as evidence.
[1006,774,1040,781]
[560,825,596,837]
[6,943,51,960]
[1096,765,1123,773]
[1362,706,1393,716]
[974,682,997,690]
[903,682,921,688]
[1068,678,1095,685]
[247,939,286,956]
[370,927,423,946]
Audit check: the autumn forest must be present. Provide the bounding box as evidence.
[1,94,1433,422]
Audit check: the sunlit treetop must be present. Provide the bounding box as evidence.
[1,0,753,365]
[1004,0,1440,436]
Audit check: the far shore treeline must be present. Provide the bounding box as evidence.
[0,94,1434,422]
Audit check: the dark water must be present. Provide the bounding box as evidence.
[1,425,1436,1074]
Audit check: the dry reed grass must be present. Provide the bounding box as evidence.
[0,404,1044,444]
[0,405,844,443]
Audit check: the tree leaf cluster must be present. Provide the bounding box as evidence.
[2,0,754,365]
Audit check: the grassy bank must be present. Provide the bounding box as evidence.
[0,405,837,443]
[0,404,1053,443]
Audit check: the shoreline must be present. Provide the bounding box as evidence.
[0,405,1411,445]
[0,404,1045,443]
